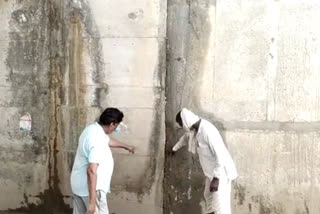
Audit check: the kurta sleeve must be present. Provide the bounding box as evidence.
[172,133,188,151]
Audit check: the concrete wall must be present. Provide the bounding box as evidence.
[165,0,320,214]
[0,0,166,213]
[1,0,320,214]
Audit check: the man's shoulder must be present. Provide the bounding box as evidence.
[83,123,109,144]
[86,122,99,129]
[200,120,221,138]
[201,119,217,129]
[83,123,100,133]
[80,123,100,140]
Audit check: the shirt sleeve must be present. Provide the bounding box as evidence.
[85,134,105,164]
[172,134,188,151]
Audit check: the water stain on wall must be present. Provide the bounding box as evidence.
[2,0,118,211]
[4,0,69,212]
[2,0,97,211]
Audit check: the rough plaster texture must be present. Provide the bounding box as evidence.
[165,0,320,214]
[0,0,166,213]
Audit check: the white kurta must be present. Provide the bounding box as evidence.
[173,119,237,181]
[196,119,237,181]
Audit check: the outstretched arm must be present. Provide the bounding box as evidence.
[172,134,188,152]
[109,138,135,154]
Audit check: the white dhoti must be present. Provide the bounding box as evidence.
[204,178,232,214]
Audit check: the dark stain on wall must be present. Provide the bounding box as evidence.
[234,183,246,205]
[251,195,284,214]
[304,201,309,214]
[4,0,53,212]
[67,0,105,85]
[3,0,107,212]
[3,0,67,212]
[164,0,216,213]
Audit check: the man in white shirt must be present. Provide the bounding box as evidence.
[172,108,237,214]
[71,108,135,214]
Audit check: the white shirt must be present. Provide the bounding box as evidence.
[196,120,237,181]
[71,122,114,196]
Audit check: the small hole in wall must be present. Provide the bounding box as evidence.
[19,113,32,131]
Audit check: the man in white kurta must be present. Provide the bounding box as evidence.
[173,108,237,214]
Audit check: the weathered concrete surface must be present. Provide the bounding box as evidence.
[228,130,320,214]
[0,0,166,213]
[165,0,320,214]
[0,0,63,212]
[2,0,320,213]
